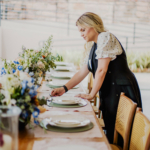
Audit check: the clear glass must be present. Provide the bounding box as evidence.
[0,106,21,150]
[47,97,53,108]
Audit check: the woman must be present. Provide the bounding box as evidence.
[51,12,142,144]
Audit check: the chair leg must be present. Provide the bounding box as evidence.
[101,112,103,119]
[94,96,97,106]
[98,110,100,118]
[113,130,119,145]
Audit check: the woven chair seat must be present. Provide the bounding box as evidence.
[110,144,122,150]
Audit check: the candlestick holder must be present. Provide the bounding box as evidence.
[0,106,21,150]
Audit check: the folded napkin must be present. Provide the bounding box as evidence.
[54,119,81,126]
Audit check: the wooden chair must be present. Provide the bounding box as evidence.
[87,72,104,127]
[110,93,137,150]
[87,72,96,105]
[129,110,150,150]
[87,72,98,111]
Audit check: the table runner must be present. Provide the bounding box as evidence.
[32,138,108,150]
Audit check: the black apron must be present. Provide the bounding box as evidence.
[87,39,142,144]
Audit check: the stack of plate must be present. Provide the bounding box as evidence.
[40,114,93,132]
[54,66,73,72]
[47,114,90,128]
[55,62,71,66]
[52,96,82,105]
[47,81,79,89]
[49,96,87,107]
[51,72,74,79]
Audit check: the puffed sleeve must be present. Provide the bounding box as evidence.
[95,32,123,61]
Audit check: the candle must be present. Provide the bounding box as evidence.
[0,134,12,150]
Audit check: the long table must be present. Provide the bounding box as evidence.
[19,68,112,150]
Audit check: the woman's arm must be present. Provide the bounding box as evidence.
[65,64,89,90]
[76,58,111,100]
[90,58,111,97]
[51,64,89,96]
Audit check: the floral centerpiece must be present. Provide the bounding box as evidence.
[18,36,56,81]
[0,72,40,130]
[1,59,23,75]
[1,36,57,85]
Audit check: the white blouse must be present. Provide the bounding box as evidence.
[95,32,123,60]
[82,32,123,65]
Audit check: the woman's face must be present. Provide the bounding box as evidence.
[78,25,97,42]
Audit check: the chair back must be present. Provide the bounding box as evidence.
[129,111,150,150]
[88,72,99,107]
[88,72,93,93]
[113,93,137,150]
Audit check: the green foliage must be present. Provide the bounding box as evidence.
[37,96,47,105]
[52,49,83,67]
[0,93,5,105]
[0,93,5,101]
[19,36,57,79]
[127,52,150,72]
[2,59,17,74]
[55,53,63,62]
[11,87,22,99]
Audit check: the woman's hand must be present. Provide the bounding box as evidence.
[51,87,65,96]
[75,93,93,101]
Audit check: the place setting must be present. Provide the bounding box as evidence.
[46,79,79,89]
[40,113,94,133]
[50,72,74,79]
[54,66,74,72]
[47,96,87,108]
[55,61,73,66]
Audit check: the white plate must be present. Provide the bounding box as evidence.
[51,73,74,78]
[55,62,71,66]
[52,96,82,105]
[48,81,79,88]
[47,114,91,128]
[46,145,97,150]
[54,66,73,71]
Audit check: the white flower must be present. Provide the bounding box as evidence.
[37,61,45,69]
[24,68,29,73]
[0,75,20,105]
[19,71,30,81]
[10,99,16,105]
[1,74,20,92]
[27,82,33,88]
[19,71,33,87]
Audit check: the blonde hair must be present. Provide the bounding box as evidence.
[80,41,94,67]
[76,12,107,33]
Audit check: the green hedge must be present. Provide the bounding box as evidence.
[127,52,150,72]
